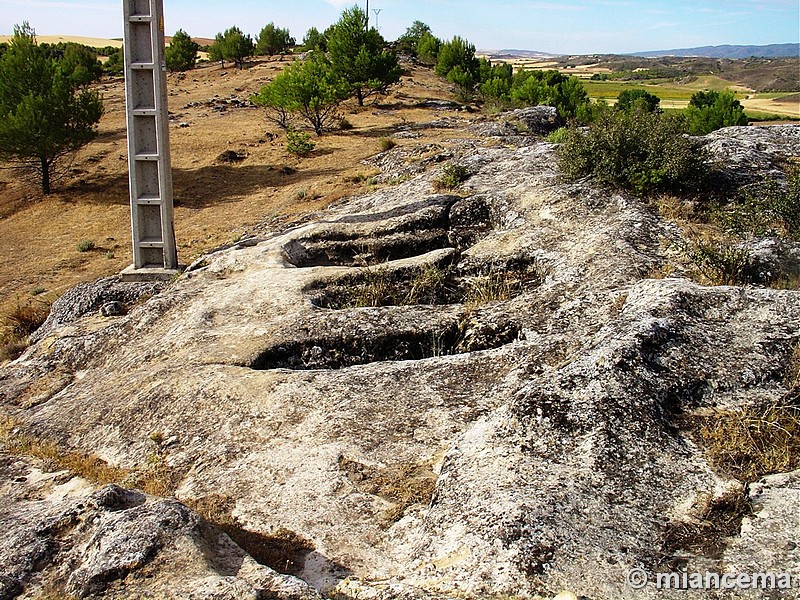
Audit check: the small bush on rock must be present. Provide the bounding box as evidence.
[434,163,471,191]
[557,108,709,196]
[681,238,755,286]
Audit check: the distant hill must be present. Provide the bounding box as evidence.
[0,35,123,48]
[633,44,799,59]
[479,49,561,59]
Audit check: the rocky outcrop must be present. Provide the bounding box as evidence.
[0,453,321,599]
[1,124,799,599]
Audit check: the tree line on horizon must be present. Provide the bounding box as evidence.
[0,9,752,194]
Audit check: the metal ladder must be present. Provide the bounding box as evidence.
[122,0,178,277]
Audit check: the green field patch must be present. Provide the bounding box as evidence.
[583,79,753,104]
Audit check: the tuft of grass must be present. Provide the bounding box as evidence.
[346,265,397,308]
[464,269,522,307]
[350,170,381,185]
[433,163,472,192]
[377,136,397,152]
[76,240,95,253]
[1,297,52,360]
[338,117,354,131]
[0,416,131,485]
[0,416,184,496]
[699,401,800,482]
[786,343,800,390]
[319,264,463,309]
[30,286,46,296]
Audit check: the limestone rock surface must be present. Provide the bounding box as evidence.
[1,123,799,599]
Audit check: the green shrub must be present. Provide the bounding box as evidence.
[616,89,661,113]
[556,108,708,196]
[286,128,315,157]
[76,239,95,252]
[545,127,569,144]
[433,163,471,191]
[685,90,748,135]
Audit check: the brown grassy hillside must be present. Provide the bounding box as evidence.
[0,57,475,349]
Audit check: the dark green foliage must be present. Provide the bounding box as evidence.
[416,32,441,66]
[556,108,709,195]
[254,54,349,135]
[685,90,748,135]
[508,69,589,119]
[435,37,480,101]
[59,43,102,87]
[302,27,326,52]
[574,98,611,124]
[208,36,224,66]
[478,59,513,108]
[616,88,661,113]
[327,7,401,106]
[210,26,254,69]
[256,23,294,56]
[252,71,293,129]
[165,30,199,72]
[396,20,432,55]
[103,48,124,75]
[0,23,104,194]
[477,64,589,118]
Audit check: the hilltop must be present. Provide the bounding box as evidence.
[633,43,800,59]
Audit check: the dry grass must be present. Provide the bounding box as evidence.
[0,57,470,338]
[0,416,185,495]
[463,270,522,307]
[786,343,800,389]
[651,194,699,224]
[0,416,130,484]
[338,456,437,523]
[0,296,52,361]
[699,400,800,482]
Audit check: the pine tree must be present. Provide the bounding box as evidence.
[165,29,199,72]
[0,23,103,193]
[256,23,294,56]
[327,6,401,106]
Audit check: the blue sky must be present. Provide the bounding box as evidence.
[1,0,798,54]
